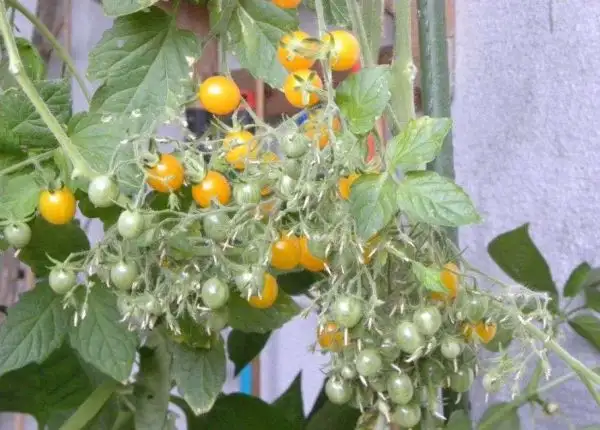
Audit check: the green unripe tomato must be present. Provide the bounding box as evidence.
[395,321,424,354]
[482,373,502,393]
[341,365,357,380]
[206,309,229,332]
[465,295,489,323]
[110,260,138,291]
[450,367,474,393]
[278,175,297,197]
[282,159,302,179]
[380,336,402,360]
[440,337,463,359]
[88,175,119,208]
[420,359,446,386]
[391,403,421,428]
[203,212,230,242]
[201,277,230,309]
[281,136,308,158]
[325,378,353,405]
[234,267,264,291]
[307,233,329,260]
[412,306,442,336]
[355,348,382,377]
[233,183,261,205]
[387,373,414,405]
[3,222,31,248]
[117,210,145,239]
[332,296,363,328]
[49,268,76,294]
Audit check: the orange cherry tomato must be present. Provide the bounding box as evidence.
[192,170,232,208]
[277,31,316,71]
[198,76,241,116]
[223,130,257,170]
[146,153,185,193]
[283,69,322,108]
[338,173,360,200]
[322,30,360,72]
[272,0,301,9]
[249,273,279,309]
[431,262,460,301]
[463,322,497,344]
[39,187,77,225]
[270,234,301,270]
[317,321,344,352]
[305,116,342,149]
[299,236,326,272]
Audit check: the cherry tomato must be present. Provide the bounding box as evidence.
[277,31,315,71]
[420,359,446,386]
[270,234,301,270]
[322,30,360,72]
[110,260,138,291]
[482,373,502,393]
[355,348,382,377]
[412,306,443,336]
[281,136,309,158]
[203,212,230,242]
[341,365,357,380]
[304,115,342,149]
[475,321,497,344]
[307,233,328,260]
[465,295,489,323]
[272,0,301,9]
[39,187,77,225]
[380,336,401,360]
[440,337,463,359]
[233,182,261,205]
[192,170,232,208]
[338,173,360,200]
[49,267,76,294]
[117,210,145,239]
[432,262,459,301]
[332,296,363,328]
[248,273,278,309]
[317,321,344,352]
[3,222,31,248]
[282,159,302,180]
[299,236,326,272]
[277,175,297,198]
[201,277,230,309]
[391,403,421,428]
[223,130,257,170]
[450,367,474,393]
[146,153,185,193]
[325,377,353,405]
[387,373,414,405]
[206,309,229,332]
[283,69,322,108]
[395,321,424,354]
[88,175,119,207]
[198,75,241,116]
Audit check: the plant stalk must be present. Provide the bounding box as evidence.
[7,0,91,102]
[59,380,119,430]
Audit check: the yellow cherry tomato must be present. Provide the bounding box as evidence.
[272,0,301,9]
[277,31,316,71]
[317,321,344,352]
[39,187,77,225]
[198,76,241,116]
[463,322,497,344]
[305,115,341,149]
[338,173,360,200]
[270,234,301,270]
[191,170,232,208]
[322,30,360,72]
[283,69,323,108]
[146,153,185,193]
[249,273,279,309]
[223,130,257,170]
[299,236,326,272]
[431,262,460,301]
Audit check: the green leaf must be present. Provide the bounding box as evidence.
[227,290,300,333]
[0,284,72,376]
[305,401,360,430]
[222,0,298,87]
[349,173,398,240]
[397,171,481,227]
[58,379,119,430]
[385,117,452,170]
[0,38,46,89]
[411,262,446,293]
[0,343,93,426]
[488,223,559,306]
[273,373,304,428]
[0,172,39,220]
[134,332,172,430]
[227,330,271,376]
[69,286,138,381]
[478,403,520,430]
[358,0,383,65]
[583,267,600,312]
[278,270,318,296]
[170,338,226,415]
[191,393,295,429]
[88,8,199,132]
[569,314,600,351]
[20,217,90,276]
[446,410,472,430]
[102,0,161,16]
[335,66,391,135]
[303,0,350,27]
[564,262,592,298]
[0,80,71,152]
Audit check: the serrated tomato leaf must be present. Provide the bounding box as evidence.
[227,330,271,376]
[349,173,398,240]
[478,403,520,430]
[563,262,591,298]
[569,314,600,352]
[273,373,304,428]
[227,291,299,333]
[102,0,161,17]
[0,172,39,220]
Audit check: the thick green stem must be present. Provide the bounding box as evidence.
[7,0,91,102]
[59,380,119,430]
